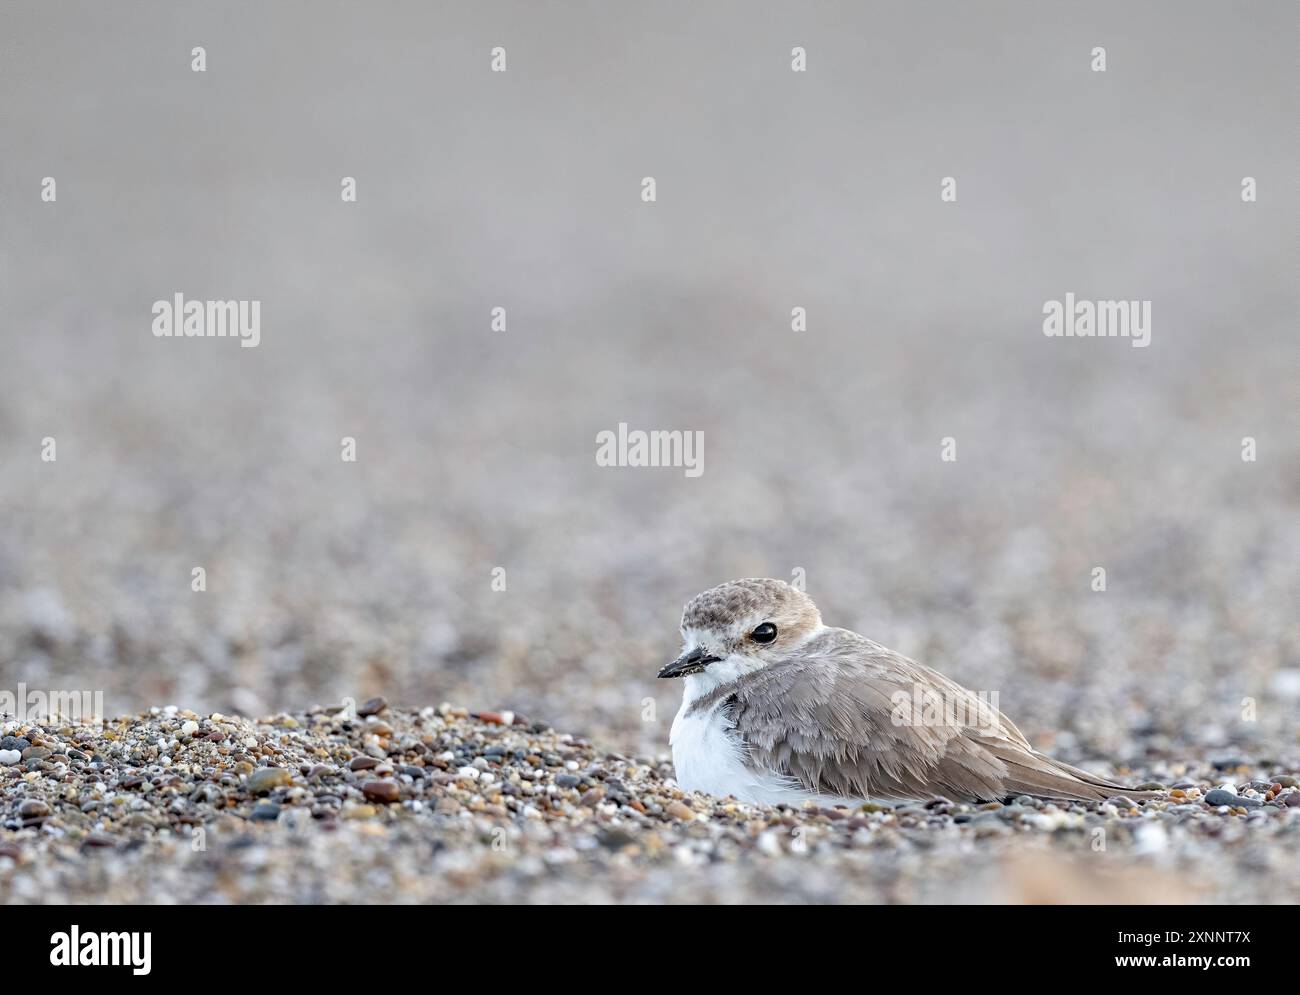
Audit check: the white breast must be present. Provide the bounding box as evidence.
[669,671,825,807]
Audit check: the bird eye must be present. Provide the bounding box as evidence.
[750,622,778,644]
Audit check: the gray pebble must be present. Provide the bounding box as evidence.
[1204,788,1260,808]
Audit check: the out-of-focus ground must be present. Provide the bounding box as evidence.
[1,2,1297,903]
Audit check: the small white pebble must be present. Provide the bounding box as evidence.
[180,720,199,737]
[565,760,579,771]
[456,766,480,780]
[0,750,21,766]
[479,772,496,784]
[1217,782,1238,795]
[1133,822,1168,854]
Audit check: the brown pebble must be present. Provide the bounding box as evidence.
[349,756,379,771]
[20,747,50,762]
[18,799,50,818]
[357,697,388,717]
[362,780,400,804]
[666,801,695,820]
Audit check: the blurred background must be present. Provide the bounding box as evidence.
[1,1,1296,765]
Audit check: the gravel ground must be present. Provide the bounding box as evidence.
[1,701,1296,904]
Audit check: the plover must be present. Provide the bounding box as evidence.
[659,578,1158,806]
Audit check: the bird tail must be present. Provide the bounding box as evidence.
[997,749,1163,803]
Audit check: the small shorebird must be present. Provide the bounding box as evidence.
[659,578,1157,806]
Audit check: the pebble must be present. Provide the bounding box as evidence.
[361,780,400,804]
[247,768,293,794]
[357,697,388,717]
[666,801,695,820]
[0,750,20,766]
[1204,788,1260,809]
[20,746,51,762]
[250,802,281,821]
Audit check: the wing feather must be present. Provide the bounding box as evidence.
[730,629,1156,803]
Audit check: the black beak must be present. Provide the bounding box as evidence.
[658,646,721,679]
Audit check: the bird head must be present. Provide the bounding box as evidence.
[658,578,824,680]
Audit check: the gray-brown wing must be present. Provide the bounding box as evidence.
[730,629,1148,803]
